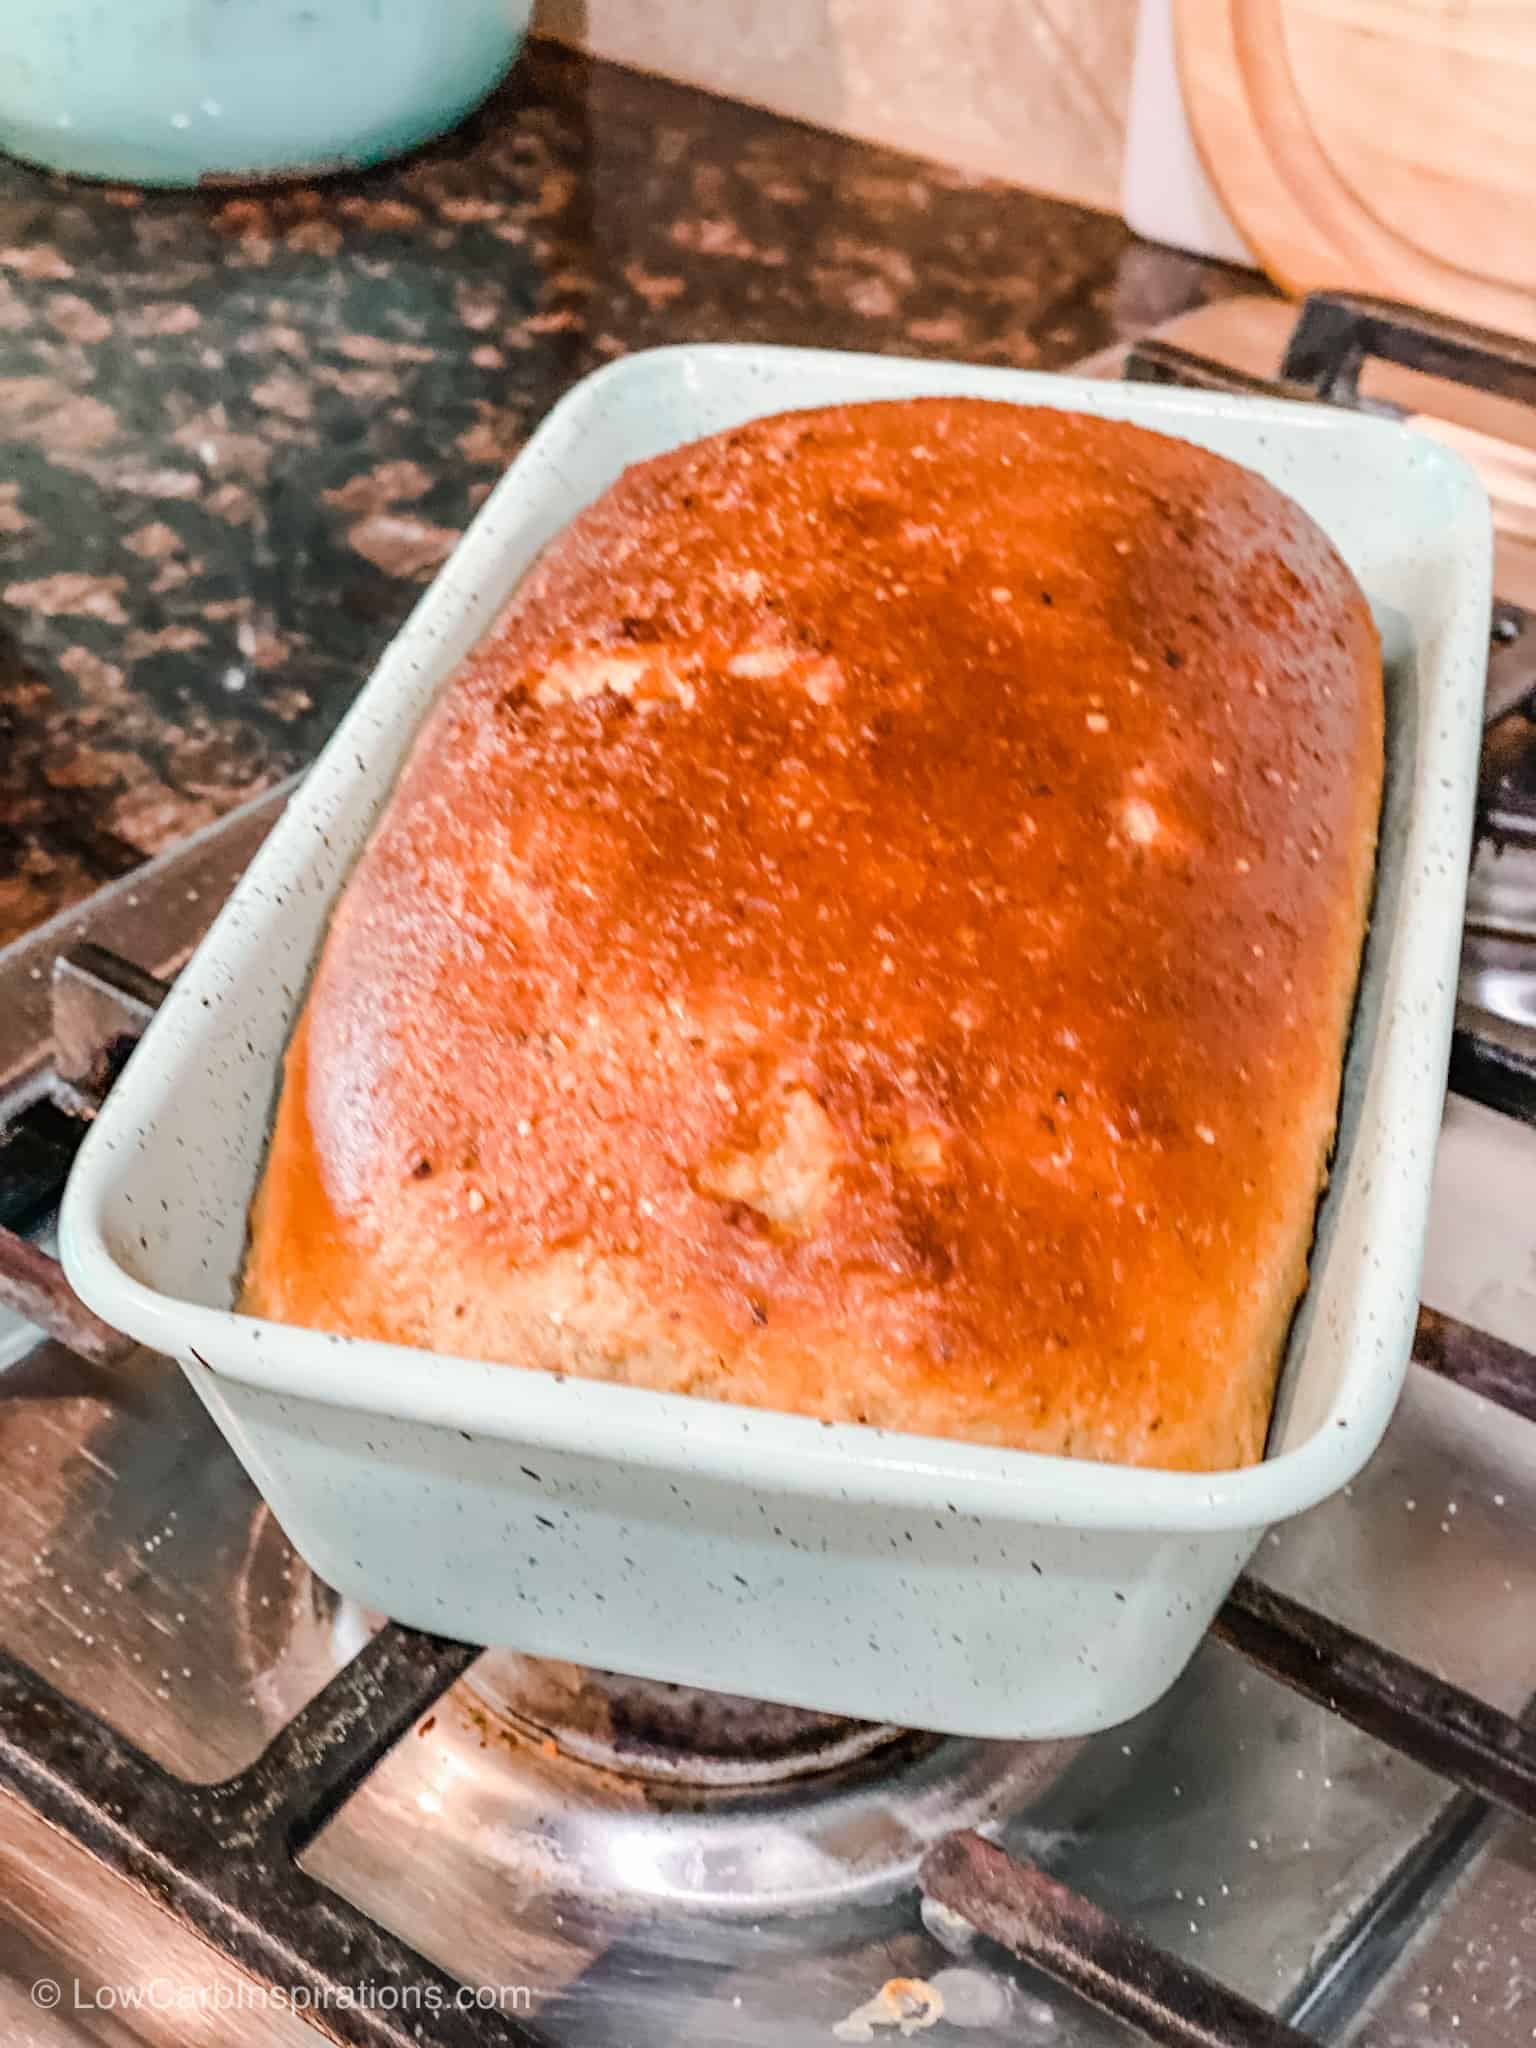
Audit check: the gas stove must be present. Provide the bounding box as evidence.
[1,291,1534,2048]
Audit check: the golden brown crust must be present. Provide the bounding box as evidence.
[243,398,1382,1472]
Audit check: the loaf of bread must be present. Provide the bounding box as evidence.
[242,398,1382,1472]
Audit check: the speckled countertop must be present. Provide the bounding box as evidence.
[0,42,1246,949]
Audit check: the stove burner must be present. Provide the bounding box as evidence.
[247,1594,1086,1914]
[404,1664,1083,1914]
[262,1585,1063,1916]
[461,1653,910,1788]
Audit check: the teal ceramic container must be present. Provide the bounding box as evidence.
[0,1,533,186]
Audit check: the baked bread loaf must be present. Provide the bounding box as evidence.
[243,398,1382,1472]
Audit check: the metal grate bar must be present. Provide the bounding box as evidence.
[0,1222,130,1363]
[233,1623,481,1853]
[0,1643,538,2048]
[920,1831,1315,2048]
[50,942,167,1112]
[1448,999,1536,1131]
[1279,1788,1491,2038]
[1281,292,1536,412]
[1125,337,1312,401]
[1214,1577,1536,1824]
[1414,1303,1536,1422]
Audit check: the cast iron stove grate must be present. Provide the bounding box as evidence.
[2,290,1535,2048]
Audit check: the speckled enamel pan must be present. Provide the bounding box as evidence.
[60,346,1491,1739]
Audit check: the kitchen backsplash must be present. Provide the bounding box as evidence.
[533,0,1137,212]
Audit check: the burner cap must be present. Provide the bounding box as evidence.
[446,1650,1081,1914]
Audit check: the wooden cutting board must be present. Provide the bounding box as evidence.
[1174,0,1536,342]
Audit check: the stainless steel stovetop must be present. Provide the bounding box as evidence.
[1,291,1534,2048]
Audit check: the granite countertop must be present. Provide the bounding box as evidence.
[0,42,1246,949]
